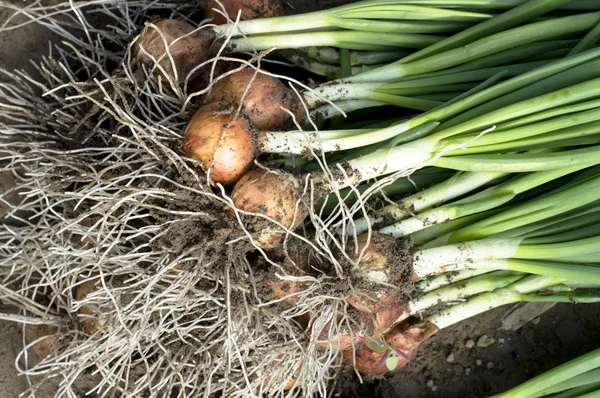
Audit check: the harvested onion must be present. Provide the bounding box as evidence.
[230,170,305,248]
[348,232,397,284]
[74,277,105,334]
[183,103,254,185]
[205,0,282,26]
[19,323,58,359]
[344,322,438,374]
[135,19,212,88]
[207,68,306,130]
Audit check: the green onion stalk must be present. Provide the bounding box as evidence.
[378,164,600,238]
[258,47,600,163]
[201,1,599,116]
[494,347,600,398]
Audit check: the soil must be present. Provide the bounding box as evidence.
[1,1,600,398]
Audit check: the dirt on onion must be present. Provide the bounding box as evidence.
[229,169,306,248]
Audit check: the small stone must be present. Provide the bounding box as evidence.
[487,362,494,369]
[477,335,496,348]
[498,338,505,344]
[476,359,483,366]
[446,353,455,363]
[427,380,434,388]
[465,339,475,349]
[465,368,471,375]
[432,386,438,392]
[532,317,541,325]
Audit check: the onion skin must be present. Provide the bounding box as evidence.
[230,170,305,248]
[183,103,254,185]
[207,68,306,130]
[135,19,212,88]
[344,322,438,374]
[315,327,366,351]
[18,324,58,359]
[74,277,105,334]
[205,0,282,25]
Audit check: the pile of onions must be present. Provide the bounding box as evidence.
[205,0,282,25]
[229,169,305,248]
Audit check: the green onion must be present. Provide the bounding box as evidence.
[495,347,600,398]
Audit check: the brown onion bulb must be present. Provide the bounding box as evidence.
[207,68,306,130]
[205,0,282,25]
[135,19,212,88]
[74,277,107,334]
[18,323,58,359]
[183,103,254,185]
[343,322,438,374]
[348,232,397,284]
[230,170,305,248]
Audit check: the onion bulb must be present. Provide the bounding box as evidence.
[205,0,282,25]
[348,232,397,285]
[74,277,107,334]
[230,170,305,248]
[135,19,212,88]
[343,322,438,374]
[183,103,254,185]
[315,324,366,351]
[18,323,58,359]
[207,68,306,130]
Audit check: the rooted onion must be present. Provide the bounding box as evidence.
[230,170,305,248]
[183,103,254,185]
[315,325,366,351]
[205,0,282,25]
[343,322,438,374]
[19,323,58,359]
[348,232,397,284]
[135,19,212,88]
[207,68,306,130]
[74,277,107,334]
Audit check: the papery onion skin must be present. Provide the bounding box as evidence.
[207,68,306,130]
[183,103,254,185]
[230,170,305,248]
[135,19,212,88]
[205,0,282,26]
[344,322,438,374]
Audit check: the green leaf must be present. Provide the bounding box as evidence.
[386,355,399,371]
[366,340,388,353]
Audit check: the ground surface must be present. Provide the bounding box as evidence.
[1,1,599,397]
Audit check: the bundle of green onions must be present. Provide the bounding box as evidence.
[171,0,600,380]
[494,347,600,398]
